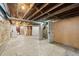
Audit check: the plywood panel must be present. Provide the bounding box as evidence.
[54,16,79,48]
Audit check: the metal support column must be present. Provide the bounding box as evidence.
[48,20,54,43]
[39,23,43,40]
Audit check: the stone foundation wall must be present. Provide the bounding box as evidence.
[0,20,10,45]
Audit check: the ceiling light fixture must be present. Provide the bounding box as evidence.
[21,5,25,10]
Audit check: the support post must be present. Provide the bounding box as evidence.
[48,20,54,43]
[39,23,43,40]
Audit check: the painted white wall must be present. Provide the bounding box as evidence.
[32,26,39,36]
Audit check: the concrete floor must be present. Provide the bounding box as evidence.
[0,34,79,56]
[0,25,79,56]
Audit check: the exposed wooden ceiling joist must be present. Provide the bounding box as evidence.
[16,4,18,18]
[7,3,17,17]
[61,11,79,18]
[22,3,35,18]
[7,3,79,22]
[55,6,79,19]
[32,3,64,20]
[34,6,38,10]
[26,3,48,20]
[44,4,79,20]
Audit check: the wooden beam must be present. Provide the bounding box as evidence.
[44,4,79,20]
[9,17,31,22]
[16,4,18,18]
[8,17,41,24]
[22,3,35,18]
[7,4,11,16]
[32,3,64,20]
[27,3,48,20]
[60,10,79,18]
[34,6,38,10]
[35,6,43,14]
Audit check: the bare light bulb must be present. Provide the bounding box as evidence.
[21,5,25,10]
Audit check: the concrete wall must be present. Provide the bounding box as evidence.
[54,16,79,49]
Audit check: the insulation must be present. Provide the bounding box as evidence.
[54,16,79,49]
